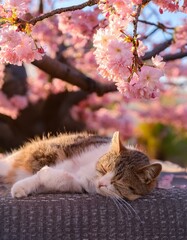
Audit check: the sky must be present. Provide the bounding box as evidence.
[58,0,186,24]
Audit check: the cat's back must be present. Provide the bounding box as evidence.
[53,132,110,158]
[13,132,110,173]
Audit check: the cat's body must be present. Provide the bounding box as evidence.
[0,132,162,200]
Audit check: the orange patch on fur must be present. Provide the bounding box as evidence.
[4,170,16,184]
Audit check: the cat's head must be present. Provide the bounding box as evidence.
[96,131,162,201]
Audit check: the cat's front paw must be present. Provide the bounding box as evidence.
[37,165,51,184]
[11,182,28,198]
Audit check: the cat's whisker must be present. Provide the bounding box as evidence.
[86,178,142,223]
[97,185,131,216]
[107,189,133,215]
[107,189,143,223]
[110,197,124,216]
[118,198,143,223]
[115,198,132,215]
[99,187,126,216]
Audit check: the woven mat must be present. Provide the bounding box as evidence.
[0,170,187,240]
[0,188,187,240]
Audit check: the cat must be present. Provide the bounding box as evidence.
[0,131,162,200]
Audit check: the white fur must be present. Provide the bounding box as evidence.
[11,143,116,198]
[11,174,40,198]
[0,152,20,177]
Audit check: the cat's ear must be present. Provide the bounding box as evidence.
[111,131,127,154]
[136,163,162,184]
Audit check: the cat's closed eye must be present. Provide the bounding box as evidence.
[97,165,107,175]
[128,186,135,192]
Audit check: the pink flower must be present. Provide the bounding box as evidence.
[174,20,187,49]
[158,174,174,189]
[0,28,43,65]
[98,0,133,19]
[3,0,30,18]
[0,91,19,119]
[117,66,164,100]
[153,0,179,12]
[132,0,143,4]
[137,40,148,57]
[94,27,133,83]
[152,55,165,69]
[93,28,114,50]
[108,39,132,62]
[32,18,62,57]
[10,95,28,110]
[58,9,99,40]
[71,93,135,140]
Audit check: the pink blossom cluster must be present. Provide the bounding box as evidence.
[0,28,43,65]
[93,25,165,100]
[139,101,187,130]
[117,65,164,100]
[98,0,142,19]
[153,0,186,13]
[2,0,29,18]
[158,170,187,190]
[165,60,187,78]
[0,62,29,118]
[94,0,166,100]
[71,49,105,81]
[158,174,174,189]
[0,1,45,65]
[93,27,134,80]
[0,91,28,119]
[174,20,187,49]
[58,9,99,40]
[0,66,74,118]
[27,69,77,104]
[32,18,62,58]
[71,93,135,139]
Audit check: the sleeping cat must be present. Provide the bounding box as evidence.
[0,131,162,200]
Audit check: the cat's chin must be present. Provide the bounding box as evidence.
[96,186,141,201]
[125,194,141,201]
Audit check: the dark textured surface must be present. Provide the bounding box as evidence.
[0,188,187,240]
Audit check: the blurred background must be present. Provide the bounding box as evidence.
[0,0,187,168]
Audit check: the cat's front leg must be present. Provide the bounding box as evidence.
[37,166,82,193]
[11,174,40,198]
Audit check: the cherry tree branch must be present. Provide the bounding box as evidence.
[163,51,187,61]
[133,5,142,37]
[28,0,99,25]
[32,49,187,99]
[39,0,44,14]
[142,39,173,60]
[32,56,117,96]
[138,19,175,30]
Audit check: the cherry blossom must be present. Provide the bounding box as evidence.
[174,20,187,49]
[10,95,28,110]
[0,0,186,122]
[0,28,43,65]
[117,66,164,100]
[0,91,19,119]
[153,0,181,12]
[3,0,29,17]
[152,55,165,69]
[71,93,135,139]
[58,9,99,40]
[158,174,174,189]
[32,18,61,57]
